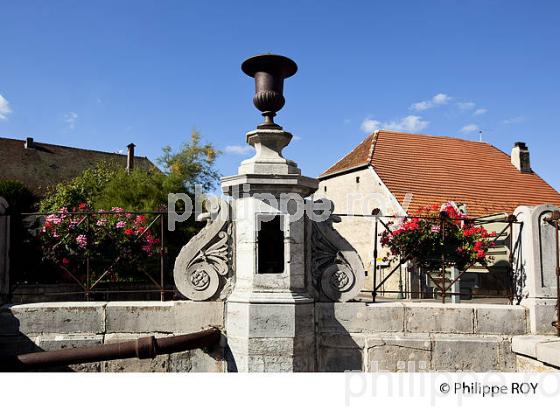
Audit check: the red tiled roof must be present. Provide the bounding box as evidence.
[320,130,560,216]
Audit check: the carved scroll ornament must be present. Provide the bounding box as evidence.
[310,199,365,302]
[173,198,233,301]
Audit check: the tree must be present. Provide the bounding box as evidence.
[40,131,221,212]
[157,130,220,195]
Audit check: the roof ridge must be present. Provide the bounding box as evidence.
[0,136,150,159]
[377,129,491,145]
[320,133,375,177]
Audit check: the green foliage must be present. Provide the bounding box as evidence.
[39,162,117,212]
[93,168,167,211]
[40,131,221,212]
[158,130,221,194]
[0,180,37,213]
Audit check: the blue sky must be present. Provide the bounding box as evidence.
[1,0,559,191]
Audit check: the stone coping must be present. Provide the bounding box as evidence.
[0,300,225,336]
[316,301,528,335]
[512,335,560,368]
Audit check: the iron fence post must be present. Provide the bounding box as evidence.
[85,213,90,302]
[160,213,165,302]
[556,218,560,337]
[372,218,378,303]
[441,214,446,304]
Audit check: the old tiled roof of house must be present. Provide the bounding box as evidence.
[0,137,158,196]
[320,130,560,216]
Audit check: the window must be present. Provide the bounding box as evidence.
[257,215,284,273]
[324,186,327,192]
[356,176,360,184]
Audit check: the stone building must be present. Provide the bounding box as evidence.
[0,137,156,196]
[316,130,560,297]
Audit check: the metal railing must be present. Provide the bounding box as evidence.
[9,210,178,302]
[545,210,560,336]
[333,212,524,304]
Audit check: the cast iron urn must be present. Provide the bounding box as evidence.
[242,54,298,128]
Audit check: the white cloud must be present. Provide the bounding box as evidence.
[503,116,525,125]
[410,93,451,111]
[460,123,479,134]
[65,112,78,130]
[224,145,254,155]
[292,135,302,141]
[362,115,429,133]
[432,93,451,104]
[360,118,382,133]
[457,102,476,111]
[473,108,487,116]
[0,94,12,120]
[384,115,429,132]
[410,101,433,111]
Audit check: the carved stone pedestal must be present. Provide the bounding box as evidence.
[222,136,318,371]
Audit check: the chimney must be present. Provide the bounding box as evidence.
[511,141,531,173]
[126,143,135,173]
[24,137,34,149]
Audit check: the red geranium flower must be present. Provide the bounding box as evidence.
[124,228,134,236]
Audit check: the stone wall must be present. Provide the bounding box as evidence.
[0,301,225,372]
[316,302,528,372]
[0,300,542,372]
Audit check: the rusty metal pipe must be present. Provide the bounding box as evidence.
[1,327,221,371]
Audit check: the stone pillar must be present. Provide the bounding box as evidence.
[222,127,318,372]
[513,204,559,334]
[0,198,10,305]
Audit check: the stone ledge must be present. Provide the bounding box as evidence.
[316,302,405,333]
[317,302,528,335]
[475,305,527,335]
[0,302,107,335]
[105,300,224,333]
[0,301,224,336]
[512,335,560,369]
[536,341,560,368]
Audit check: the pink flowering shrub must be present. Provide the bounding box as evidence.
[380,202,496,271]
[40,204,160,278]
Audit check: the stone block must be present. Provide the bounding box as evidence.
[105,301,224,334]
[522,298,558,335]
[365,334,432,372]
[475,305,527,335]
[404,303,474,334]
[33,333,104,372]
[318,333,366,349]
[512,335,559,357]
[432,334,502,371]
[316,302,405,333]
[0,302,106,335]
[226,301,314,338]
[317,347,363,372]
[103,356,169,372]
[536,340,560,368]
[34,333,104,351]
